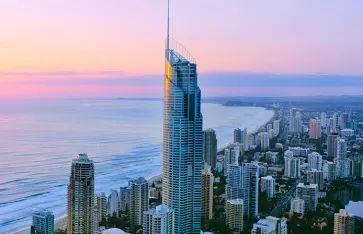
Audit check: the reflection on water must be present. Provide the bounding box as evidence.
[330,185,363,217]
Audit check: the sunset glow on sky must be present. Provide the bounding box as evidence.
[1,0,363,98]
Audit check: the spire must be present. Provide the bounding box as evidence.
[167,0,170,52]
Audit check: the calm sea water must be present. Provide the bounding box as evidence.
[0,99,274,233]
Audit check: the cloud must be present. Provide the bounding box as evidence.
[2,72,362,88]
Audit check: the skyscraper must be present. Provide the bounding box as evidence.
[201,164,214,222]
[273,120,280,136]
[108,189,119,216]
[67,153,94,234]
[261,176,275,198]
[309,119,322,139]
[335,138,349,178]
[32,210,54,234]
[203,129,217,168]
[234,128,242,144]
[119,186,131,212]
[143,204,175,234]
[162,1,203,232]
[129,177,149,227]
[307,169,324,191]
[327,132,339,158]
[260,132,270,151]
[284,155,300,178]
[242,128,249,151]
[308,152,323,171]
[334,209,355,234]
[226,163,259,217]
[323,161,336,181]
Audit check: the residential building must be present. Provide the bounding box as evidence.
[234,128,242,144]
[327,132,339,157]
[284,155,300,178]
[260,132,270,151]
[261,176,275,198]
[290,198,305,215]
[288,147,310,157]
[309,119,322,139]
[242,128,249,151]
[334,209,355,234]
[129,177,149,227]
[273,120,280,136]
[163,7,203,232]
[203,129,217,168]
[224,146,239,175]
[307,169,324,191]
[94,193,107,229]
[308,152,323,171]
[348,157,363,177]
[321,112,327,127]
[341,128,354,137]
[201,164,214,221]
[252,216,287,234]
[226,163,259,217]
[119,187,131,212]
[296,183,318,212]
[335,138,349,178]
[143,204,174,234]
[32,210,54,234]
[108,189,119,216]
[323,161,336,181]
[67,153,94,234]
[226,199,244,232]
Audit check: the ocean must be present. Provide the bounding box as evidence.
[0,99,274,233]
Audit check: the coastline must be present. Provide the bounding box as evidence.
[7,105,273,233]
[12,174,163,234]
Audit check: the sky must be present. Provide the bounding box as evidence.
[1,0,363,98]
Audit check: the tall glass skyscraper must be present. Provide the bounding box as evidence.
[163,1,203,233]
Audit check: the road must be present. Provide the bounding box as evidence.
[269,181,298,217]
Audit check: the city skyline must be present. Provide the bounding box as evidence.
[1,0,363,98]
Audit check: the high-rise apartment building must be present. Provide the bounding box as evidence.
[261,176,275,198]
[252,216,287,234]
[242,128,249,151]
[296,183,318,212]
[284,155,300,178]
[321,112,327,127]
[226,199,244,232]
[162,3,203,233]
[67,153,94,234]
[323,161,336,181]
[309,119,322,139]
[308,152,323,171]
[307,169,324,191]
[334,209,355,234]
[348,157,363,177]
[234,128,242,144]
[224,146,239,175]
[94,193,107,229]
[290,198,305,215]
[327,132,339,157]
[260,132,270,151]
[201,164,214,221]
[335,138,348,178]
[273,120,280,136]
[203,129,217,168]
[226,163,259,217]
[108,189,119,216]
[32,210,54,234]
[143,204,174,234]
[119,186,131,212]
[129,177,149,227]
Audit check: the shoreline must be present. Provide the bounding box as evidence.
[12,174,163,234]
[9,106,273,234]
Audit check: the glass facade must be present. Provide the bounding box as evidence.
[163,40,203,233]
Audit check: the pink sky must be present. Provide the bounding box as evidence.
[1,0,363,98]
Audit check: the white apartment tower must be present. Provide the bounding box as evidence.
[308,152,323,171]
[261,176,275,198]
[143,204,175,234]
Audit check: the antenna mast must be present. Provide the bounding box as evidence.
[167,0,170,52]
